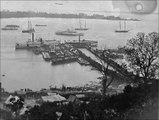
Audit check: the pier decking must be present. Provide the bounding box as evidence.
[85,47,134,80]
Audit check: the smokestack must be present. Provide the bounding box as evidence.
[32,32,34,42]
[78,35,81,43]
[0,82,1,101]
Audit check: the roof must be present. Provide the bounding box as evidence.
[5,95,21,105]
[76,94,85,98]
[67,95,81,104]
[24,99,38,107]
[42,94,66,102]
[15,90,26,95]
[19,107,29,115]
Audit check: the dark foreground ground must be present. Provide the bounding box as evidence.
[0,79,158,120]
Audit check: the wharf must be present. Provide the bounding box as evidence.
[85,47,134,80]
[15,33,100,66]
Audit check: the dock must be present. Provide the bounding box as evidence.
[15,33,99,65]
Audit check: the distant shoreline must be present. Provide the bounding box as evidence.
[0,10,140,21]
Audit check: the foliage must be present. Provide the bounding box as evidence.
[80,49,116,97]
[96,50,116,97]
[124,32,159,82]
[0,109,13,120]
[18,79,158,120]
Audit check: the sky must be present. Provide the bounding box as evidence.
[1,1,120,15]
[1,0,158,17]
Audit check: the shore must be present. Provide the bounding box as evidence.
[0,10,140,21]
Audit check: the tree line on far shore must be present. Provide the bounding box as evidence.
[0,10,139,21]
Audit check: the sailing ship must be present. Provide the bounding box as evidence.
[75,19,89,31]
[22,21,35,33]
[115,20,129,33]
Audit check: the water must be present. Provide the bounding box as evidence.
[1,17,158,91]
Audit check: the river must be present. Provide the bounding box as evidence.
[1,17,158,91]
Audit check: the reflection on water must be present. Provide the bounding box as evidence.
[1,17,158,91]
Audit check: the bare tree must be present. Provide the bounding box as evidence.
[88,49,115,97]
[124,32,159,82]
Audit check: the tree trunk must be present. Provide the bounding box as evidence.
[102,78,107,97]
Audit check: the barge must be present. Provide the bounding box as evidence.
[55,29,84,36]
[2,25,19,30]
[77,58,90,66]
[22,28,35,33]
[66,39,98,48]
[52,56,78,65]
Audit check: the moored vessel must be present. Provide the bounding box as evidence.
[66,35,98,48]
[2,25,20,30]
[35,24,47,27]
[42,52,51,61]
[22,21,35,33]
[115,20,129,33]
[55,29,84,36]
[52,56,78,65]
[75,18,89,31]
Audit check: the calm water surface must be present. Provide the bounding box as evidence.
[1,17,158,91]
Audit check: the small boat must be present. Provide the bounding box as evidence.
[35,24,47,27]
[55,29,84,36]
[22,28,35,33]
[115,20,129,33]
[42,52,51,61]
[77,58,89,66]
[115,30,129,33]
[22,21,35,33]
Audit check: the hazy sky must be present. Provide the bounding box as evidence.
[1,0,158,17]
[1,1,119,15]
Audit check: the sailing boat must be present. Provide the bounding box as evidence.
[75,18,89,31]
[22,21,35,33]
[115,20,129,33]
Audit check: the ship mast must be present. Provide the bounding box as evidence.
[119,21,121,30]
[79,14,82,29]
[124,20,126,30]
[85,19,86,28]
[79,19,81,28]
[28,21,30,30]
[30,21,32,30]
